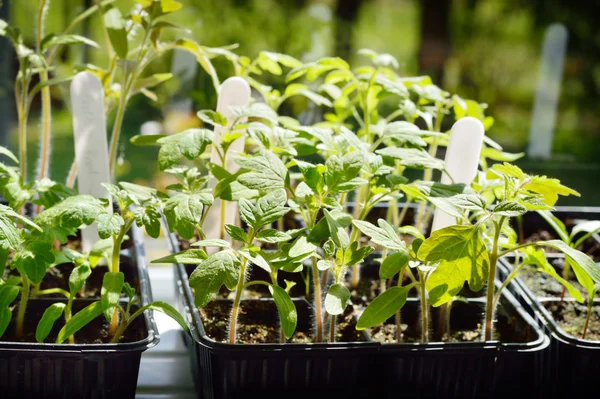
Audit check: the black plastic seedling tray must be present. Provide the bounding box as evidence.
[498,206,600,398]
[172,258,378,399]
[168,226,551,399]
[0,224,159,399]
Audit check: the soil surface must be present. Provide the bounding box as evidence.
[544,300,600,341]
[3,299,147,344]
[200,300,364,344]
[368,299,533,344]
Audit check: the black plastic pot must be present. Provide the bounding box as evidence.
[0,224,159,399]
[172,253,378,399]
[498,207,600,398]
[373,288,550,399]
[169,226,551,399]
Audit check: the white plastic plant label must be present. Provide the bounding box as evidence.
[431,117,484,232]
[203,77,251,250]
[70,72,112,253]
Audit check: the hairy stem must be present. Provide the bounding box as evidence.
[16,274,30,339]
[329,313,336,343]
[229,257,249,344]
[312,256,324,342]
[395,311,402,343]
[419,277,428,343]
[484,217,505,341]
[65,295,75,344]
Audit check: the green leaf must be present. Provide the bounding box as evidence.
[480,148,524,162]
[352,219,406,251]
[35,195,106,229]
[0,146,19,164]
[36,303,66,343]
[157,129,213,171]
[130,134,166,146]
[254,189,289,229]
[523,176,579,206]
[152,249,208,264]
[324,283,350,315]
[519,248,583,302]
[56,301,104,343]
[323,209,349,250]
[163,193,205,239]
[356,286,411,330]
[380,252,409,279]
[42,34,99,49]
[288,236,316,259]
[537,210,569,243]
[69,265,91,296]
[400,181,470,200]
[317,260,332,271]
[189,251,240,308]
[269,285,297,339]
[239,249,271,273]
[13,245,52,284]
[537,240,600,284]
[143,301,189,333]
[97,213,125,240]
[192,239,231,248]
[376,147,444,170]
[236,151,288,191]
[347,245,374,267]
[197,110,227,127]
[133,73,173,93]
[256,229,292,243]
[134,205,161,238]
[382,121,431,146]
[324,152,364,192]
[104,7,128,59]
[0,307,11,338]
[493,201,527,217]
[0,284,20,307]
[225,224,247,242]
[308,210,351,243]
[419,225,489,306]
[101,272,124,320]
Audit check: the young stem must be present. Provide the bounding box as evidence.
[219,199,226,240]
[16,274,30,339]
[484,217,506,341]
[395,311,402,343]
[446,300,452,342]
[418,275,429,343]
[108,88,128,177]
[312,256,324,342]
[350,190,373,288]
[109,219,134,335]
[229,257,249,344]
[582,297,593,339]
[65,295,75,344]
[329,314,336,343]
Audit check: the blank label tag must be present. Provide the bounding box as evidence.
[204,77,251,251]
[71,72,112,253]
[431,117,484,232]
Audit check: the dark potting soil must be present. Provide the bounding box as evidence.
[3,299,147,344]
[35,258,141,299]
[544,300,600,341]
[368,299,534,344]
[200,300,364,344]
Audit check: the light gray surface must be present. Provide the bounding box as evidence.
[136,267,196,399]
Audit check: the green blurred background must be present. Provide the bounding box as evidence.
[1,0,599,204]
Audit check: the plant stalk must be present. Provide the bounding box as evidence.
[419,278,428,343]
[484,217,505,341]
[329,313,336,343]
[16,274,30,339]
[312,256,324,342]
[229,257,249,344]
